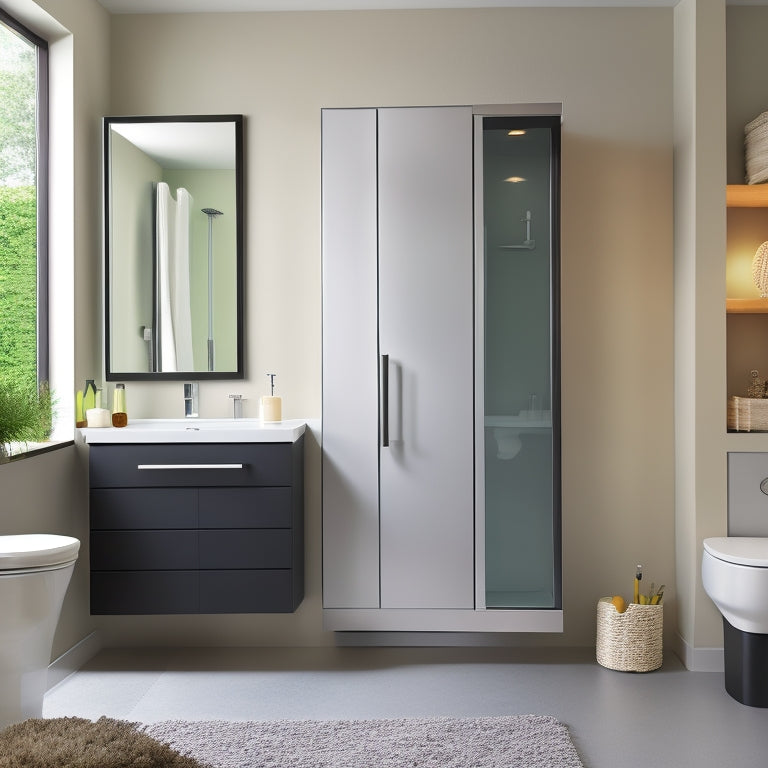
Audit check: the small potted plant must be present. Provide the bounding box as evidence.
[0,378,53,461]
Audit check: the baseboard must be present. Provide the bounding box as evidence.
[47,631,102,691]
[673,632,724,672]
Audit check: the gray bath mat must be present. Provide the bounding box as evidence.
[144,714,585,768]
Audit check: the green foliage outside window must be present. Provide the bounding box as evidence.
[0,185,36,389]
[0,22,36,186]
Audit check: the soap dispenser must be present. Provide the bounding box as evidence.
[261,373,282,422]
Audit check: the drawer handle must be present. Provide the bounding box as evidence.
[137,464,245,470]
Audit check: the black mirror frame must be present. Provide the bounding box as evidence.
[103,114,245,381]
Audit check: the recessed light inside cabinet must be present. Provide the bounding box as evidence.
[507,130,526,136]
[504,176,526,183]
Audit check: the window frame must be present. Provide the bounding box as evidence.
[0,7,49,386]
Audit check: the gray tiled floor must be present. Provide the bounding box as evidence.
[44,646,768,767]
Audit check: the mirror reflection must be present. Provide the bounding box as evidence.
[104,115,243,379]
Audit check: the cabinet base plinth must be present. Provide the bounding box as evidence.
[323,608,563,633]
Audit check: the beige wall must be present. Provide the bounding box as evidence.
[0,1,680,656]
[94,6,676,648]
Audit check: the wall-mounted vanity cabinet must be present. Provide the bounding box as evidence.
[321,105,561,632]
[84,426,304,615]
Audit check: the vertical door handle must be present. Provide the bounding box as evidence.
[381,353,389,447]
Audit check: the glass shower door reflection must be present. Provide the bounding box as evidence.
[479,115,560,610]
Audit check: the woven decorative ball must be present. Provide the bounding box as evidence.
[596,598,663,673]
[753,242,768,298]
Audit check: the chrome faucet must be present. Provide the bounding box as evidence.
[183,382,199,418]
[229,393,244,419]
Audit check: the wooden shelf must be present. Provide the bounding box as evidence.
[727,184,768,207]
[726,298,768,313]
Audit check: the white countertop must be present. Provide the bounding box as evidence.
[79,418,306,444]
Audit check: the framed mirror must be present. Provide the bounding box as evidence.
[104,114,244,380]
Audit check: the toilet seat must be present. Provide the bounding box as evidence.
[0,534,80,571]
[703,537,768,568]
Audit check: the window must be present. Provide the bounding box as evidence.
[0,9,50,455]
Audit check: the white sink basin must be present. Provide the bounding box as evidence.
[79,418,306,443]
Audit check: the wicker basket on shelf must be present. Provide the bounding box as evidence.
[728,396,768,432]
[746,111,768,184]
[596,598,663,673]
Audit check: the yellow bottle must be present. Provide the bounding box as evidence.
[112,383,128,428]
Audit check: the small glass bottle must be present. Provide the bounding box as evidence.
[83,379,97,413]
[112,383,128,428]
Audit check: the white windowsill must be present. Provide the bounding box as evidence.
[1,439,74,461]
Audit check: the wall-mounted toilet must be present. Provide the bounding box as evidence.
[702,452,768,707]
[703,537,768,707]
[0,534,80,729]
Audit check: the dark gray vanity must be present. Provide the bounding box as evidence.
[83,420,305,615]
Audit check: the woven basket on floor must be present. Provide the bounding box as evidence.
[596,598,663,673]
[727,395,768,432]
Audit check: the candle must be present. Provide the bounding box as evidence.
[261,396,282,422]
[85,408,112,428]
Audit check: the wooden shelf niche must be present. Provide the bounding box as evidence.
[726,298,768,314]
[726,185,768,313]
[727,184,768,208]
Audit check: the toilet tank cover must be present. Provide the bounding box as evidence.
[0,534,80,570]
[704,537,768,567]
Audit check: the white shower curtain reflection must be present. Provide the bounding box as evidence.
[156,182,194,371]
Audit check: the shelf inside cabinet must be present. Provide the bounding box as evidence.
[727,184,768,207]
[726,298,768,313]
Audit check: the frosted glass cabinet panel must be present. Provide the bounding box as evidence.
[322,104,562,632]
[475,115,561,612]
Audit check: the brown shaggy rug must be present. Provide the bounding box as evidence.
[0,716,207,768]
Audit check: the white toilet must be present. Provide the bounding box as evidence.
[702,537,768,707]
[0,534,80,729]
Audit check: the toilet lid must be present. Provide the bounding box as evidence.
[703,537,768,567]
[0,534,80,570]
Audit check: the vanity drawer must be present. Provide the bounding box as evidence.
[91,488,198,529]
[90,487,292,530]
[91,530,197,570]
[199,487,292,528]
[91,570,297,614]
[200,570,294,613]
[89,443,295,488]
[91,571,199,614]
[91,529,291,571]
[199,529,292,569]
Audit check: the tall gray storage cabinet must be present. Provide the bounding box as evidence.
[322,105,562,633]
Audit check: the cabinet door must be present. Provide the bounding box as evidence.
[321,108,381,609]
[378,107,475,609]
